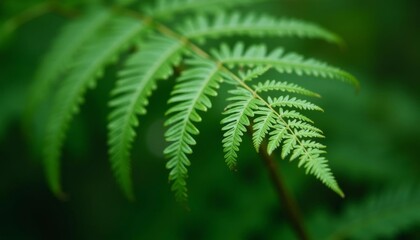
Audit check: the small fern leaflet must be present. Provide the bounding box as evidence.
[221,88,260,169]
[108,35,185,199]
[145,0,267,19]
[179,11,341,44]
[44,17,144,197]
[26,9,112,122]
[164,57,223,201]
[212,43,359,88]
[253,80,320,98]
[252,106,276,151]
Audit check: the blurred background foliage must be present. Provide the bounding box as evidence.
[0,0,419,239]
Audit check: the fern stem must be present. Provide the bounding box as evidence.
[260,143,310,240]
[245,125,310,240]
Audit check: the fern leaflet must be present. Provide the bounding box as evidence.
[253,80,320,98]
[268,96,323,111]
[108,35,185,199]
[221,88,260,169]
[164,57,223,201]
[179,11,341,44]
[310,185,420,240]
[25,9,112,122]
[212,43,359,88]
[145,0,266,19]
[245,87,343,196]
[43,17,144,197]
[252,106,276,151]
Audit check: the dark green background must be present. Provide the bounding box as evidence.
[0,0,419,239]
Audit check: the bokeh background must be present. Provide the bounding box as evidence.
[1,0,419,239]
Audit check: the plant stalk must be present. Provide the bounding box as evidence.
[258,141,310,240]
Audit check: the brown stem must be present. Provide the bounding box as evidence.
[258,140,310,240]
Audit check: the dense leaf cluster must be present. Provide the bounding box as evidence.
[26,0,357,202]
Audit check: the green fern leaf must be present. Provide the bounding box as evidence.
[253,80,320,98]
[326,185,420,240]
[288,120,323,133]
[108,35,185,200]
[25,9,112,123]
[252,93,342,196]
[267,123,287,155]
[238,66,270,82]
[278,108,314,123]
[221,88,260,169]
[268,96,323,111]
[179,11,342,44]
[145,0,266,19]
[301,155,343,197]
[164,57,223,201]
[281,134,296,159]
[43,17,144,197]
[252,106,276,151]
[212,43,359,88]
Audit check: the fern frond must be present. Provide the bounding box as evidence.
[268,96,323,111]
[253,80,320,98]
[164,57,223,201]
[326,185,420,240]
[221,88,260,169]
[145,0,266,19]
[278,108,314,123]
[108,35,185,199]
[266,123,287,155]
[287,120,323,134]
[238,66,270,82]
[252,106,276,151]
[301,155,343,196]
[25,9,112,122]
[212,43,359,88]
[43,17,144,197]
[249,94,343,196]
[179,11,341,44]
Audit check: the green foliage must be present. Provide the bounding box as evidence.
[221,88,259,169]
[25,0,358,201]
[309,185,420,240]
[108,35,185,199]
[212,42,359,88]
[178,11,342,44]
[25,9,112,123]
[43,15,144,197]
[165,57,224,201]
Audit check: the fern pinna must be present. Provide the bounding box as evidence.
[26,0,358,201]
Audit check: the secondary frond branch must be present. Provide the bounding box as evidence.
[178,11,342,44]
[144,0,268,19]
[25,9,112,123]
[108,35,186,199]
[43,16,145,197]
[212,43,359,88]
[164,58,223,201]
